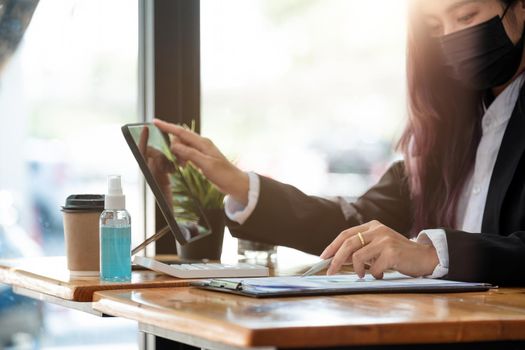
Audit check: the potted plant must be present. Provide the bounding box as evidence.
[170,144,226,260]
[168,122,276,261]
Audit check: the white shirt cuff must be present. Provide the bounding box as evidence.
[416,229,449,279]
[224,172,260,225]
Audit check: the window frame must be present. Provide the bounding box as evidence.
[140,0,201,261]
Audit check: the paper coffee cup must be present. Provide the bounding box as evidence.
[62,195,104,277]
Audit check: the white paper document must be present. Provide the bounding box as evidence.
[229,272,474,290]
[194,271,494,297]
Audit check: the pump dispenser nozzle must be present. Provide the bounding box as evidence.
[105,175,126,210]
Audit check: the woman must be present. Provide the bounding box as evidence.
[155,0,525,285]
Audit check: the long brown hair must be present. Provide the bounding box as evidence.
[397,1,486,234]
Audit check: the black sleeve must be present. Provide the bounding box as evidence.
[445,229,525,285]
[227,161,413,256]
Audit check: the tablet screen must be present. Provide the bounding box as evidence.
[122,123,212,244]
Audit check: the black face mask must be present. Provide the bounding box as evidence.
[439,9,525,90]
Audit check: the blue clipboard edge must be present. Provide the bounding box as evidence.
[190,280,496,298]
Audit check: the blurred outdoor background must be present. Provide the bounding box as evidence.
[202,0,407,198]
[0,0,407,348]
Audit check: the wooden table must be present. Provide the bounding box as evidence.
[0,256,193,315]
[0,255,312,316]
[7,255,523,349]
[92,286,525,349]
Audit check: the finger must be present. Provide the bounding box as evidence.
[327,235,361,275]
[351,241,383,278]
[171,143,211,172]
[369,251,393,280]
[153,119,212,154]
[139,126,149,155]
[153,118,184,134]
[325,223,394,275]
[320,222,374,259]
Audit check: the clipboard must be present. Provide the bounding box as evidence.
[191,272,495,298]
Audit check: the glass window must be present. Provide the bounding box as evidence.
[0,0,140,348]
[201,0,408,259]
[202,0,407,198]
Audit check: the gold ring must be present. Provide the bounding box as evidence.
[357,232,365,247]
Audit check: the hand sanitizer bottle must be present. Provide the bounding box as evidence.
[100,175,131,282]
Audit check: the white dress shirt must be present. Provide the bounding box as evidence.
[417,72,525,277]
[224,73,525,278]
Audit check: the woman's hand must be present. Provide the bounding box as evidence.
[320,220,439,279]
[153,119,250,205]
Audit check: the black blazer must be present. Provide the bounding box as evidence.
[227,85,525,286]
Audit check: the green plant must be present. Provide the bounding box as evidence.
[172,162,225,210]
[169,122,225,224]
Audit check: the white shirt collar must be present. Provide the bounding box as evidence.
[482,73,525,133]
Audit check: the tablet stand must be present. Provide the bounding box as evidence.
[131,226,171,256]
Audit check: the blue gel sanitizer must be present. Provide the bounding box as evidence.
[100,175,132,282]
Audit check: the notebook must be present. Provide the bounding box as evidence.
[191,271,494,298]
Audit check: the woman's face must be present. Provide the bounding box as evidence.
[419,0,525,42]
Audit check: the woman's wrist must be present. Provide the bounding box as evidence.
[229,170,250,206]
[423,244,439,276]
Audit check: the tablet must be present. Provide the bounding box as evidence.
[122,122,212,245]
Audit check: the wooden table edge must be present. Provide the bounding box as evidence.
[93,287,525,348]
[247,320,525,348]
[69,279,194,302]
[1,268,194,302]
[93,289,256,348]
